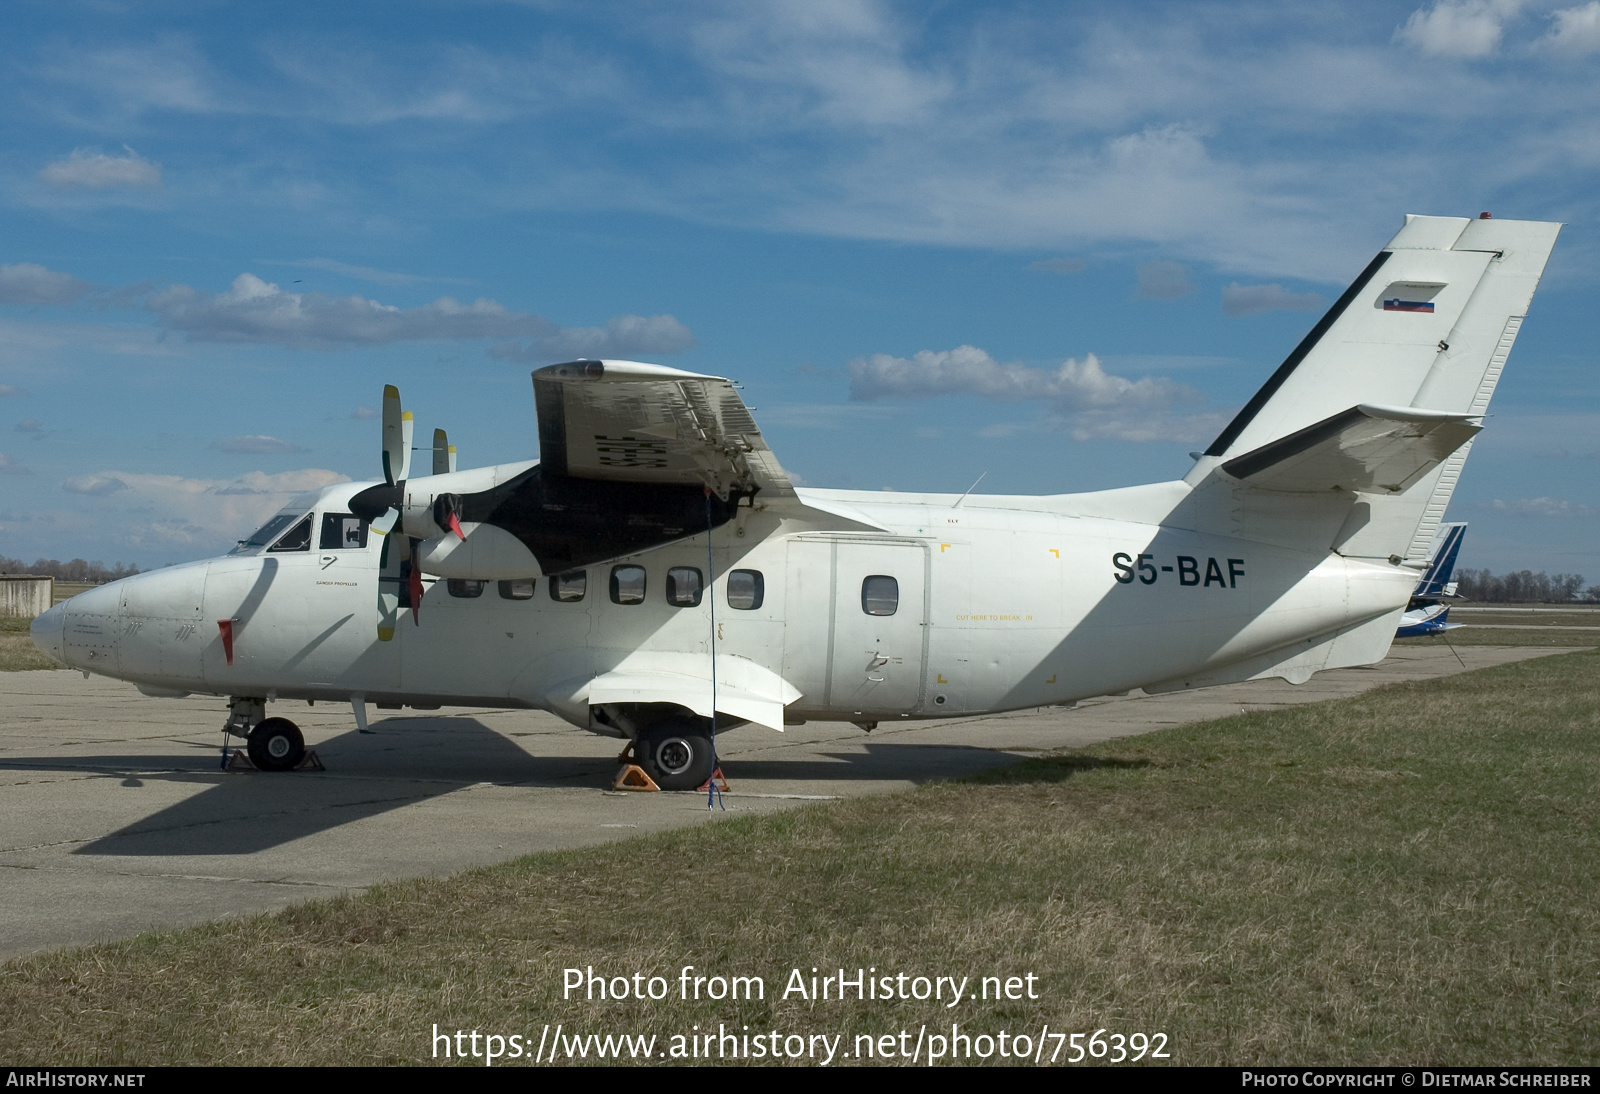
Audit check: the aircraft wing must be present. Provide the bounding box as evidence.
[1221,404,1480,494]
[533,360,797,502]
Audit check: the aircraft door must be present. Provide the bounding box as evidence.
[827,540,928,715]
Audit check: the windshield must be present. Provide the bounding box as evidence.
[230,512,304,554]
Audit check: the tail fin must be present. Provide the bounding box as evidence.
[1412,521,1466,601]
[1194,215,1560,560]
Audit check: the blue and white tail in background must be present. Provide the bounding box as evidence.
[1397,522,1467,636]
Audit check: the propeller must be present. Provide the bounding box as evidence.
[354,385,416,642]
[352,391,466,638]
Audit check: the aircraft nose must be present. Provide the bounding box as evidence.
[30,600,66,664]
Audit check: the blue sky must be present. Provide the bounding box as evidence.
[1,0,1597,575]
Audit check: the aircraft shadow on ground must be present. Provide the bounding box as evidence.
[4,721,1052,858]
[12,717,594,857]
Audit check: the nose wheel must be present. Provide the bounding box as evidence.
[246,717,306,772]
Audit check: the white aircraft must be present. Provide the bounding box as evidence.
[31,214,1560,789]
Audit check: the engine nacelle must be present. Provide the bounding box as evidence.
[414,522,543,579]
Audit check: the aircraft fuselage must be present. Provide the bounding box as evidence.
[32,476,1413,733]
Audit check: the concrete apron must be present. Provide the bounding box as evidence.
[0,644,1578,961]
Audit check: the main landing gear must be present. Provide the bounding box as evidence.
[634,717,716,792]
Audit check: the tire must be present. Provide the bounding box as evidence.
[638,719,715,791]
[247,717,305,772]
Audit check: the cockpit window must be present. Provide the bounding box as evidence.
[268,514,313,553]
[232,512,302,554]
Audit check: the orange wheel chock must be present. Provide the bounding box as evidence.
[613,764,660,792]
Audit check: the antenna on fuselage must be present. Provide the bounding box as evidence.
[953,470,988,508]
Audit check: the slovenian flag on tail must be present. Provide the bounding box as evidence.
[1383,298,1435,312]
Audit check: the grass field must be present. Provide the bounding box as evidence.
[2,649,1596,1066]
[0,616,61,671]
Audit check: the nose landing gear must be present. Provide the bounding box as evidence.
[247,717,306,771]
[219,696,320,772]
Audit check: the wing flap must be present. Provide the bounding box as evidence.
[1222,404,1480,494]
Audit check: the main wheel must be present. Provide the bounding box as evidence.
[637,719,715,791]
[247,717,305,772]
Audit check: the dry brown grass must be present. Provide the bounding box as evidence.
[0,616,61,670]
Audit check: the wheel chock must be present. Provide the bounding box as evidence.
[612,764,660,792]
[698,767,730,793]
[224,749,325,772]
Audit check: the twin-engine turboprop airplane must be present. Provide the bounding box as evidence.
[31,214,1561,789]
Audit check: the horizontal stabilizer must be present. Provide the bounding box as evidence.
[1222,404,1479,494]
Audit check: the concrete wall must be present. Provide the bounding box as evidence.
[0,576,54,618]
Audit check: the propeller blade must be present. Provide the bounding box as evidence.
[377,529,401,642]
[381,385,405,486]
[433,428,451,476]
[407,538,424,625]
[400,409,414,482]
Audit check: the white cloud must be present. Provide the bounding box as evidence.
[39,147,162,190]
[1136,261,1193,300]
[849,344,1220,442]
[1222,283,1326,317]
[1395,1,1525,58]
[352,406,377,420]
[1538,1,1600,54]
[0,264,96,306]
[62,468,351,547]
[146,273,696,357]
[15,419,42,434]
[690,0,952,128]
[0,385,28,397]
[0,453,28,475]
[211,435,305,454]
[1489,497,1599,517]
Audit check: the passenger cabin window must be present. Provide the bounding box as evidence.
[319,512,368,550]
[499,579,536,600]
[549,572,586,602]
[861,575,898,616]
[726,569,764,610]
[268,515,313,553]
[234,512,300,554]
[666,567,703,607]
[447,579,485,598]
[610,565,646,605]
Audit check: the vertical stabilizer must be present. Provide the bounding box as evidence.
[1196,215,1559,560]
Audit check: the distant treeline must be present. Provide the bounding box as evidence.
[1454,569,1599,604]
[0,556,140,583]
